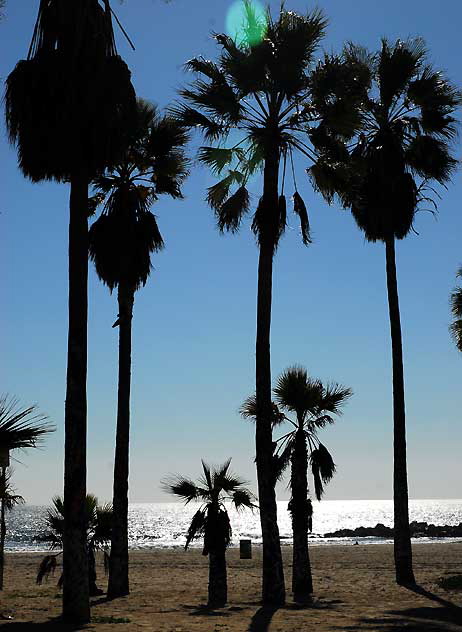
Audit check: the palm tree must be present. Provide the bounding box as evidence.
[450,268,462,352]
[0,469,24,591]
[5,1,136,621]
[172,3,362,604]
[273,367,351,602]
[310,39,461,585]
[37,494,112,596]
[163,460,255,608]
[0,395,54,589]
[88,99,188,599]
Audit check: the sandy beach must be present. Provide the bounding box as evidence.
[0,543,461,630]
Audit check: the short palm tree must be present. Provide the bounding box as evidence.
[88,99,188,599]
[5,1,136,621]
[172,3,363,604]
[37,494,112,596]
[163,460,255,608]
[273,367,351,602]
[0,395,54,590]
[240,369,351,602]
[450,268,462,352]
[310,39,461,585]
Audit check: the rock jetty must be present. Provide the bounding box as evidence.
[323,521,462,539]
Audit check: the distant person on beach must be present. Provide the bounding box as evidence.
[308,499,313,533]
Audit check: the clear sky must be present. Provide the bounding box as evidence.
[1,0,461,505]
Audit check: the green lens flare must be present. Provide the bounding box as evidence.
[226,0,267,47]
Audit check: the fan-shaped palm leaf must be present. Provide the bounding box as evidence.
[0,395,54,453]
[450,267,462,352]
[309,444,336,501]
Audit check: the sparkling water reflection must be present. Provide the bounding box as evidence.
[5,499,462,551]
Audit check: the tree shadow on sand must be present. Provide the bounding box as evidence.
[248,599,344,631]
[0,619,85,631]
[335,584,462,631]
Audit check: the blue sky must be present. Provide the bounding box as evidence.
[1,0,461,504]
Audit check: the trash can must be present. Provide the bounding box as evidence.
[240,539,252,559]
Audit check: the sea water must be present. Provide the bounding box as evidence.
[5,499,462,552]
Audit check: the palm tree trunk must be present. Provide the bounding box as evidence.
[255,148,285,606]
[385,236,415,586]
[291,430,313,601]
[63,173,90,623]
[108,281,134,599]
[208,549,227,607]
[0,468,5,591]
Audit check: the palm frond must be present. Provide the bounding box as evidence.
[216,185,250,233]
[232,489,256,511]
[310,443,336,501]
[197,146,245,176]
[161,476,202,504]
[169,104,225,141]
[378,38,427,107]
[273,439,293,483]
[0,395,54,452]
[292,192,311,245]
[316,383,353,417]
[0,469,25,511]
[239,395,286,426]
[36,554,58,585]
[185,508,207,550]
[405,135,458,184]
[450,269,462,352]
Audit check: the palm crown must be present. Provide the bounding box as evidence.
[41,494,112,552]
[88,99,189,292]
[450,267,462,352]
[5,0,136,182]
[241,367,352,500]
[310,39,461,241]
[173,3,363,249]
[164,459,255,553]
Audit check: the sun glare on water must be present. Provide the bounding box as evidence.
[226,0,267,47]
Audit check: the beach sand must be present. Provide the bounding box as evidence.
[0,543,461,630]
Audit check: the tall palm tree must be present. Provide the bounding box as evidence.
[37,494,113,596]
[273,367,351,602]
[163,460,255,608]
[172,3,362,604]
[310,39,461,585]
[0,395,54,589]
[5,1,136,621]
[88,99,188,599]
[450,268,462,352]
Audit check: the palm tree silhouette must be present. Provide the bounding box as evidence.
[241,368,351,603]
[310,39,461,585]
[450,268,462,352]
[171,3,361,605]
[5,1,136,622]
[0,395,54,590]
[88,99,188,599]
[163,459,255,608]
[273,367,351,602]
[37,495,113,597]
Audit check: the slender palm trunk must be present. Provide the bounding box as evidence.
[208,550,227,607]
[255,147,285,606]
[108,281,134,599]
[63,174,90,623]
[0,468,5,591]
[385,236,415,586]
[291,429,313,601]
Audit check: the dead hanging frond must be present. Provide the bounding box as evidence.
[293,192,312,245]
[104,550,111,575]
[36,554,58,585]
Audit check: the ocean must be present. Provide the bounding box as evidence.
[5,499,462,552]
